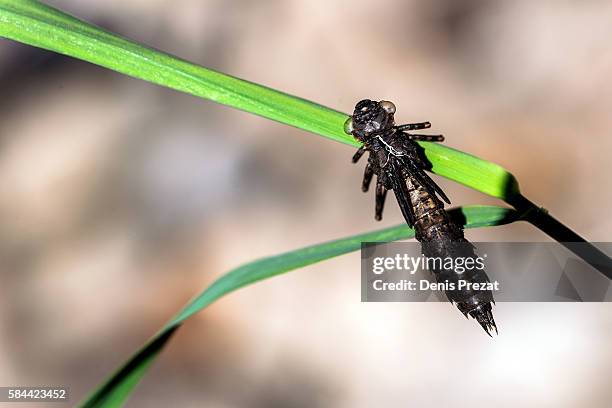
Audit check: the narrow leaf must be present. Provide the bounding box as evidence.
[0,0,519,201]
[80,205,518,407]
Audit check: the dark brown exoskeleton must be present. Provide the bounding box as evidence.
[345,99,497,335]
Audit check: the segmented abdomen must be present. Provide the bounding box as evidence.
[401,169,498,334]
[406,177,463,243]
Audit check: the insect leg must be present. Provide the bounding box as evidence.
[362,163,374,192]
[395,122,431,131]
[404,133,445,142]
[388,160,416,227]
[375,180,388,221]
[352,146,366,163]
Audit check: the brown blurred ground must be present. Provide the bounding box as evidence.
[1,0,611,407]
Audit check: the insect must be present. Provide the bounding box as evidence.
[345,99,497,335]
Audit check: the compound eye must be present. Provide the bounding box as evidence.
[380,100,396,114]
[344,117,354,134]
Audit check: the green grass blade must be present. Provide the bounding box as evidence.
[0,0,347,141]
[79,205,518,407]
[0,0,519,201]
[170,205,517,325]
[2,2,606,406]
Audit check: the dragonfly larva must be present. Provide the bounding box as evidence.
[345,99,497,335]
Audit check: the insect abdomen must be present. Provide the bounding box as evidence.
[406,179,463,243]
[404,178,498,335]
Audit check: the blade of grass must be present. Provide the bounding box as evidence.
[6,2,606,260]
[0,0,519,201]
[5,1,606,274]
[1,1,609,406]
[79,205,518,407]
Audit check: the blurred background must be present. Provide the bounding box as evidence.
[1,0,611,407]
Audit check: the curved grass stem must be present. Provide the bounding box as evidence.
[79,205,517,407]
